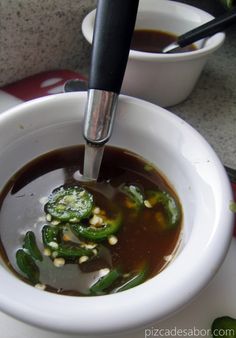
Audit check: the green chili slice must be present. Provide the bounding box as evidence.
[42,225,94,259]
[90,268,121,295]
[113,265,148,293]
[70,212,122,241]
[42,225,60,247]
[23,231,43,261]
[16,249,40,284]
[45,186,94,222]
[122,184,144,210]
[211,316,236,338]
[146,190,180,228]
[56,244,94,258]
[220,0,235,10]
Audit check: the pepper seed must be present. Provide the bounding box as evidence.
[92,248,98,255]
[108,235,118,245]
[93,207,101,215]
[46,214,52,222]
[43,248,51,256]
[99,268,110,277]
[48,241,59,249]
[53,257,65,267]
[164,255,173,262]
[51,220,60,226]
[144,200,152,208]
[35,283,46,290]
[51,251,58,258]
[89,214,103,227]
[79,256,89,264]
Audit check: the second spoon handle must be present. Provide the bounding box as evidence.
[178,7,236,47]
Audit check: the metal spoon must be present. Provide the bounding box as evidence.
[163,7,236,53]
[82,0,139,180]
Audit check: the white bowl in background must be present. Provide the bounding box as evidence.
[82,0,225,107]
[0,92,233,335]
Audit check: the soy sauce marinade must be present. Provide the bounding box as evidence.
[0,146,182,296]
[131,29,197,53]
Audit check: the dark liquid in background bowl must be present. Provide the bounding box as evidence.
[0,146,182,296]
[131,29,197,53]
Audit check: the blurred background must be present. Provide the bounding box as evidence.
[0,0,229,87]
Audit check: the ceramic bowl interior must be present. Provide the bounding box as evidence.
[0,93,233,335]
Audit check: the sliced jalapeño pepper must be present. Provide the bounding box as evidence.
[56,244,94,259]
[90,268,121,295]
[23,231,43,261]
[146,190,180,228]
[42,225,60,247]
[122,184,144,210]
[211,316,236,338]
[112,265,148,293]
[45,186,94,222]
[42,225,94,259]
[16,249,40,284]
[70,212,122,241]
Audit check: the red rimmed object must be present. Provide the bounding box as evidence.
[2,70,87,101]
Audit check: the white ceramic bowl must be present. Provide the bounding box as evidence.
[0,92,233,335]
[82,0,225,107]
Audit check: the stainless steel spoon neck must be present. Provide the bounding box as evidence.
[83,89,118,145]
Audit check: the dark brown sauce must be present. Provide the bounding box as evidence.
[131,29,197,53]
[0,145,182,296]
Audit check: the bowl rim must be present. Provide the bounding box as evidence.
[82,0,225,62]
[0,92,233,334]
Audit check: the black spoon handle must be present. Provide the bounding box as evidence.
[88,0,139,93]
[178,7,236,47]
